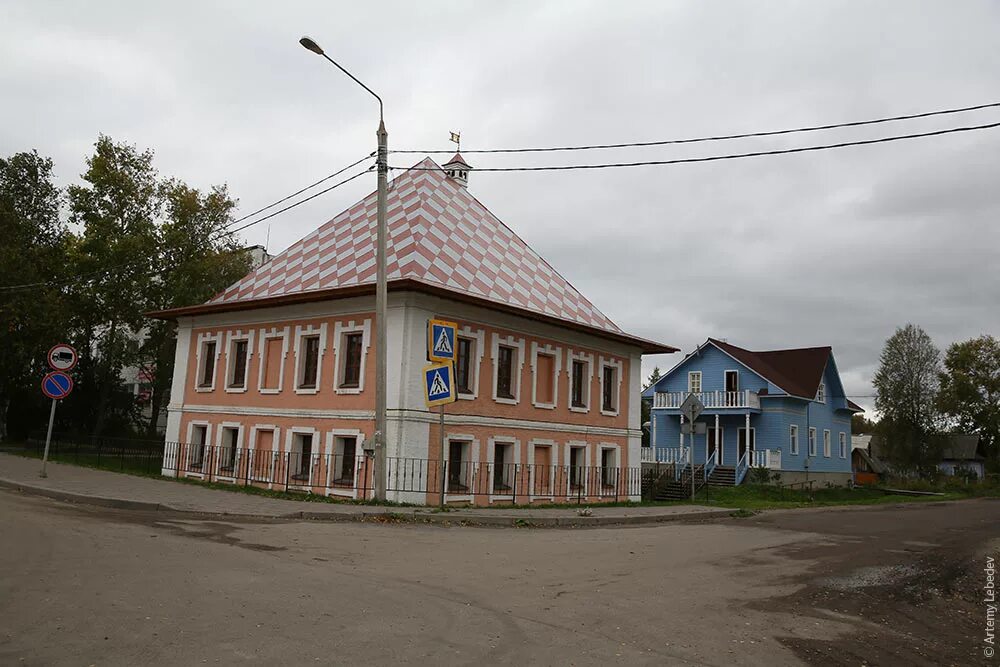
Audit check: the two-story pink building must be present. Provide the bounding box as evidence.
[150,155,675,505]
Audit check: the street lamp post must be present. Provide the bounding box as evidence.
[299,36,388,501]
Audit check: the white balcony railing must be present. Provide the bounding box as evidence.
[749,449,781,470]
[653,390,760,410]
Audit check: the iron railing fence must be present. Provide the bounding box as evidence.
[18,432,166,475]
[161,441,643,503]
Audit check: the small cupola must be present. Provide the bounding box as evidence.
[443,152,472,187]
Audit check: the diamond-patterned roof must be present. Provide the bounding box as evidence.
[208,157,624,334]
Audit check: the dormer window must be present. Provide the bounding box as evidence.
[816,381,826,403]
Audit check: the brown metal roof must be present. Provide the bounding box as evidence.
[708,338,832,399]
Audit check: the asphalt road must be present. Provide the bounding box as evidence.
[0,491,996,666]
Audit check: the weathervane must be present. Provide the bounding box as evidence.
[449,131,460,152]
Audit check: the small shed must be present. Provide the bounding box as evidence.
[935,434,984,479]
[851,447,886,486]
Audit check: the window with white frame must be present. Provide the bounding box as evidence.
[196,335,220,389]
[219,426,240,471]
[492,334,524,404]
[600,446,619,487]
[790,424,799,455]
[492,441,514,493]
[688,371,702,393]
[816,381,826,403]
[531,342,561,409]
[569,445,587,490]
[190,424,208,467]
[839,432,847,458]
[808,427,817,456]
[298,335,321,389]
[456,336,475,395]
[334,320,370,393]
[447,440,472,492]
[333,436,358,485]
[226,333,252,391]
[569,354,592,411]
[258,328,288,394]
[599,356,622,415]
[291,432,315,481]
[823,429,831,457]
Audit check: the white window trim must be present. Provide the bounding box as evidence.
[599,356,623,417]
[443,434,480,503]
[566,349,594,413]
[293,323,328,395]
[286,426,320,489]
[789,424,799,455]
[839,432,847,459]
[194,332,223,393]
[816,381,826,403]
[724,369,740,393]
[455,326,485,400]
[487,436,521,502]
[598,442,621,488]
[530,342,562,409]
[333,319,371,395]
[224,330,255,394]
[324,429,365,498]
[687,371,702,394]
[491,333,525,405]
[184,420,212,478]
[248,424,280,487]
[527,438,556,501]
[808,427,817,456]
[563,441,590,499]
[214,421,244,480]
[257,327,290,395]
[823,429,831,458]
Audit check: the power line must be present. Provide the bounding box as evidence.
[224,152,374,228]
[393,100,1000,155]
[390,120,1000,173]
[223,167,372,236]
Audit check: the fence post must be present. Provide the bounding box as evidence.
[512,464,518,506]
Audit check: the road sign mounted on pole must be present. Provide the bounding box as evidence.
[423,362,456,408]
[41,371,73,400]
[680,393,704,424]
[47,343,78,371]
[427,319,457,363]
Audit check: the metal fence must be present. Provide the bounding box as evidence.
[161,441,643,503]
[19,432,166,475]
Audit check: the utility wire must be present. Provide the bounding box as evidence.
[224,152,374,228]
[393,101,1000,154]
[390,120,1000,173]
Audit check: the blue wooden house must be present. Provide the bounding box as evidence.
[642,338,863,487]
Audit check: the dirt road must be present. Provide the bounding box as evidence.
[0,491,995,665]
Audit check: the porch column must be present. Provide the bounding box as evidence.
[679,414,684,447]
[745,411,751,463]
[715,414,721,464]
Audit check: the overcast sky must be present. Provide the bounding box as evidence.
[3,1,999,413]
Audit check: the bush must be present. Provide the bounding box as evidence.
[747,466,778,485]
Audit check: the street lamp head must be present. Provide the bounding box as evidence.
[299,36,324,55]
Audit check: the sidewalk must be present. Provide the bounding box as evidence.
[0,452,731,527]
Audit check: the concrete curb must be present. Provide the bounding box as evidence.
[0,475,736,528]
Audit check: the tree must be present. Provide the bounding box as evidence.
[641,366,662,446]
[938,335,1000,468]
[872,324,942,470]
[852,413,878,434]
[67,136,162,436]
[0,151,69,440]
[140,180,250,434]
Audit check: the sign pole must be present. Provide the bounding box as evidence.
[439,404,446,508]
[40,398,57,478]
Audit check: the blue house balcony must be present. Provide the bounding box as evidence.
[652,389,762,413]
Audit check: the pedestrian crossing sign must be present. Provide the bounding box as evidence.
[427,319,457,363]
[424,362,456,408]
